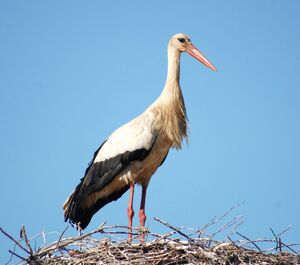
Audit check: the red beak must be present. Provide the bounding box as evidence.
[187,44,217,72]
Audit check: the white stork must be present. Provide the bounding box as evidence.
[63,33,216,242]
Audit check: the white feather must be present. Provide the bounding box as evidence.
[94,111,157,163]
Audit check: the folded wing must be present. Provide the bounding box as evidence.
[63,118,157,229]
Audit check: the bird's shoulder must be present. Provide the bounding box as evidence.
[94,111,158,163]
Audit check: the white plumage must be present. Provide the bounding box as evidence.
[63,33,216,242]
[94,113,157,163]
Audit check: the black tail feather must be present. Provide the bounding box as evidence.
[64,183,130,230]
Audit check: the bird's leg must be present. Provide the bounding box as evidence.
[127,183,135,242]
[139,185,147,243]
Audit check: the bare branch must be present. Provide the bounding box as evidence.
[197,201,245,236]
[20,225,33,255]
[56,225,69,251]
[236,232,261,252]
[154,217,200,247]
[8,250,27,262]
[0,227,31,255]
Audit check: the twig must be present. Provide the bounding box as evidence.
[269,227,280,252]
[35,221,106,257]
[56,225,69,251]
[269,226,297,254]
[0,227,31,255]
[20,225,33,255]
[227,219,244,239]
[236,231,261,252]
[8,250,27,263]
[197,201,245,236]
[154,217,199,247]
[277,240,298,255]
[41,228,46,246]
[210,215,244,239]
[277,225,292,238]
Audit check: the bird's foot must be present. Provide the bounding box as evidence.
[127,234,132,244]
[139,226,149,234]
[139,226,149,244]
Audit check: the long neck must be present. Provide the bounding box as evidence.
[156,45,183,102]
[153,45,188,149]
[165,46,181,88]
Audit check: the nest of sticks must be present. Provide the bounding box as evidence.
[2,205,300,264]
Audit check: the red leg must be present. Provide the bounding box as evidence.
[139,185,147,243]
[127,183,135,242]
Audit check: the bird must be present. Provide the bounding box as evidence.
[63,33,216,242]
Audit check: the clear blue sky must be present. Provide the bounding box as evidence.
[1,0,299,262]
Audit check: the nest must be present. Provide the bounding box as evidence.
[2,205,300,264]
[38,236,299,265]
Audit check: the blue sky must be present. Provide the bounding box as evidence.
[1,0,300,262]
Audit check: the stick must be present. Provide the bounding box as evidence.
[8,250,27,262]
[56,225,69,251]
[0,227,31,255]
[277,225,292,238]
[236,232,261,252]
[154,217,199,247]
[36,222,107,257]
[197,201,245,235]
[20,225,33,255]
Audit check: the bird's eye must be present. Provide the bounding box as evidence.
[178,38,185,43]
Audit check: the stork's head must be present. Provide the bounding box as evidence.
[169,33,216,71]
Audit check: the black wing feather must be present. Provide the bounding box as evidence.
[64,137,157,229]
[84,140,107,176]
